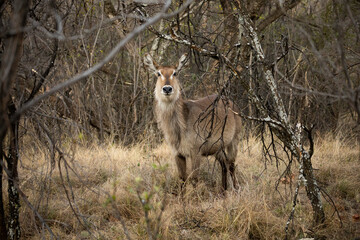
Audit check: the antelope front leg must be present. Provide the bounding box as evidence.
[190,152,201,183]
[175,154,187,182]
[219,159,228,191]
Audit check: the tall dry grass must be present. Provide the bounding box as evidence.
[17,136,360,239]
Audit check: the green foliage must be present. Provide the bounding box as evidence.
[132,162,169,239]
[104,195,117,207]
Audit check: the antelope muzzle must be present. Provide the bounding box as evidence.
[162,85,173,95]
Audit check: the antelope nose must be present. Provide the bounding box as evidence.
[162,86,173,94]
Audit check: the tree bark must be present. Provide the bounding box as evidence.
[0,144,7,240]
[0,0,29,239]
[7,102,21,240]
[256,0,302,32]
[237,6,325,227]
[302,152,325,225]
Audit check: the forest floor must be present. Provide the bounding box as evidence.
[18,135,360,239]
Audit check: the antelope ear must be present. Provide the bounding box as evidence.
[144,54,159,74]
[176,53,188,72]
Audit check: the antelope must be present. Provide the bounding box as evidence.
[144,53,241,191]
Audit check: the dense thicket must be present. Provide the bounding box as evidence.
[2,1,359,144]
[0,0,359,239]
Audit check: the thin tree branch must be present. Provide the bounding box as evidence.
[5,0,193,133]
[256,0,302,32]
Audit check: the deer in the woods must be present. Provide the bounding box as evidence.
[144,53,241,191]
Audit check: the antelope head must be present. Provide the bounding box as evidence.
[144,53,188,103]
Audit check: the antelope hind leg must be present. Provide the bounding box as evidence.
[226,141,240,190]
[216,151,228,192]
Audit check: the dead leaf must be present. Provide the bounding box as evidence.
[280,174,295,184]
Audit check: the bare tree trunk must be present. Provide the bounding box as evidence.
[302,152,325,224]
[0,0,28,135]
[0,0,7,233]
[0,143,7,240]
[7,102,21,240]
[0,0,29,239]
[237,9,325,227]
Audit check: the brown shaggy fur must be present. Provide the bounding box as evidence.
[144,54,241,190]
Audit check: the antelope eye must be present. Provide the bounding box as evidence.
[157,72,161,77]
[173,71,177,76]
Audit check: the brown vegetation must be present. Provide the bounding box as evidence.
[18,136,360,239]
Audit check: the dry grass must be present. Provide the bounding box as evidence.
[17,136,360,239]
